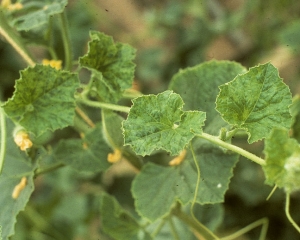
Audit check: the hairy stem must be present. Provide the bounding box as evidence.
[59,11,72,70]
[76,98,131,113]
[0,11,35,67]
[35,162,65,176]
[285,193,300,233]
[220,218,268,240]
[172,205,219,240]
[0,107,7,174]
[197,133,266,166]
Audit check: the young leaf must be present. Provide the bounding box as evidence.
[0,120,36,240]
[132,140,238,222]
[79,31,136,103]
[216,63,292,143]
[100,193,152,240]
[122,90,206,156]
[263,128,300,193]
[12,0,68,31]
[3,65,79,136]
[54,124,111,173]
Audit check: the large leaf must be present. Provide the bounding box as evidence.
[3,65,79,136]
[263,128,300,193]
[132,139,238,221]
[0,120,37,240]
[216,62,292,143]
[79,31,136,103]
[100,193,152,240]
[12,0,68,31]
[123,90,206,156]
[169,60,246,132]
[54,124,111,173]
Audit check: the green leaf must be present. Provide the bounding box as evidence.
[12,0,68,31]
[263,128,300,193]
[102,110,143,169]
[0,120,37,240]
[100,193,152,240]
[123,90,206,156]
[216,62,292,143]
[79,31,136,103]
[169,60,246,135]
[132,141,238,221]
[3,65,79,136]
[102,110,126,149]
[54,124,111,173]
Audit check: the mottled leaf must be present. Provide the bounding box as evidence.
[12,0,68,31]
[123,90,206,156]
[79,31,136,103]
[216,63,292,143]
[3,65,79,136]
[263,128,300,193]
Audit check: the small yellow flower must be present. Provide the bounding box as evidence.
[169,149,187,166]
[1,0,23,10]
[107,149,122,163]
[14,131,33,151]
[12,177,27,199]
[42,59,62,70]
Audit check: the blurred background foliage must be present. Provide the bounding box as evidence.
[2,0,300,239]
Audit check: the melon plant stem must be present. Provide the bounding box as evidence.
[0,11,35,67]
[197,133,266,166]
[59,11,72,70]
[172,204,219,240]
[0,107,6,174]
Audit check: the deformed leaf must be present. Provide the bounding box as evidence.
[0,120,36,240]
[216,62,292,143]
[100,193,152,240]
[132,139,238,221]
[12,0,68,31]
[123,90,206,156]
[3,65,79,136]
[54,124,111,173]
[79,31,136,103]
[263,128,300,193]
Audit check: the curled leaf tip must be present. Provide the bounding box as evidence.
[169,149,187,166]
[107,149,122,163]
[42,59,62,70]
[12,177,27,199]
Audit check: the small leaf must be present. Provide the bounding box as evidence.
[100,193,152,240]
[12,0,68,31]
[132,140,238,221]
[54,124,111,173]
[3,65,79,136]
[123,90,206,156]
[79,31,136,103]
[263,128,300,193]
[0,120,37,239]
[216,63,292,143]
